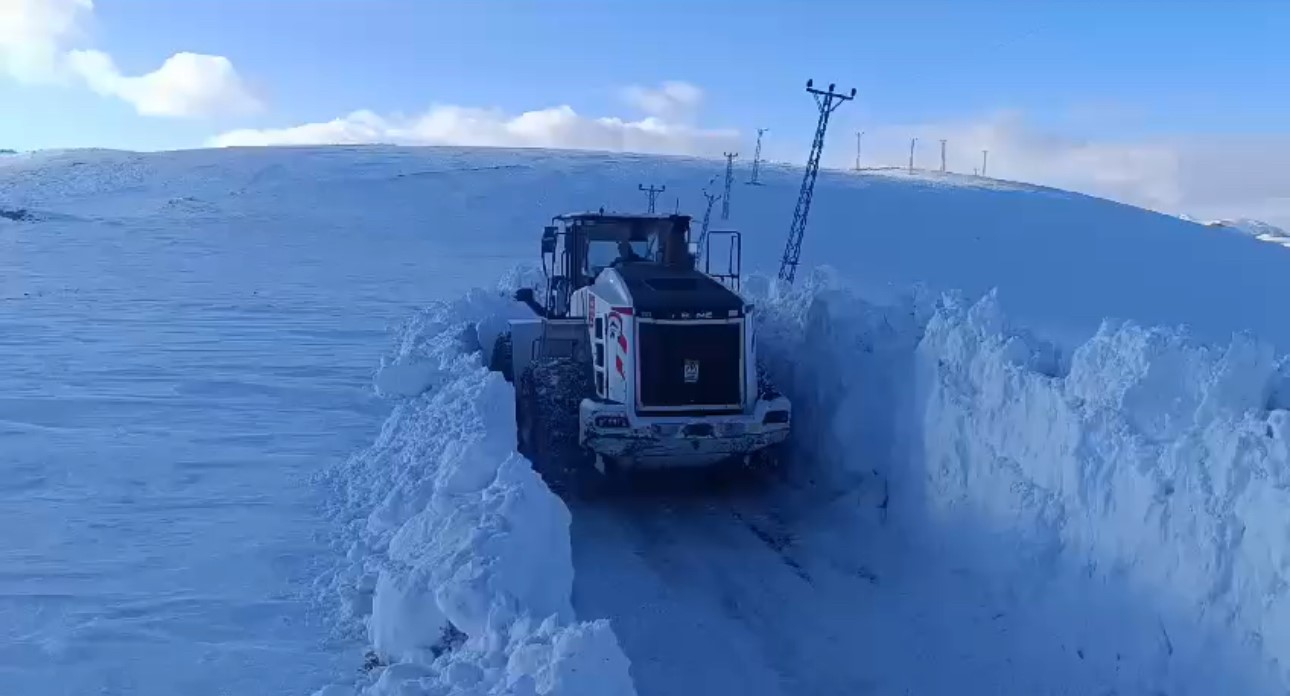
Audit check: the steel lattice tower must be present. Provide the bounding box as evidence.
[747,129,767,185]
[778,79,855,284]
[721,152,737,220]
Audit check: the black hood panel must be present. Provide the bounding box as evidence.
[613,264,743,319]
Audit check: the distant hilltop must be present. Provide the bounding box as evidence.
[0,149,16,155]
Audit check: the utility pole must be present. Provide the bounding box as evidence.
[721,152,737,220]
[747,128,767,185]
[909,137,917,173]
[778,79,856,284]
[940,139,947,173]
[854,131,864,171]
[981,150,989,177]
[638,183,665,213]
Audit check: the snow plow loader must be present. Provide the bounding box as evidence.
[489,211,791,490]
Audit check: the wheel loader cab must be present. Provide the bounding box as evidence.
[535,212,698,320]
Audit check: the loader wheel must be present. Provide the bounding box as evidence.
[516,356,594,493]
[516,370,538,460]
[489,333,514,382]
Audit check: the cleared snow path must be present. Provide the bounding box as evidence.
[569,478,1081,695]
[570,486,884,696]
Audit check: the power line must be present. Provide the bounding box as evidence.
[778,79,856,285]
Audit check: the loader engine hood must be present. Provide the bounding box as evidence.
[603,264,747,413]
[609,263,744,320]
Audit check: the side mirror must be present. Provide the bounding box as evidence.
[541,226,557,254]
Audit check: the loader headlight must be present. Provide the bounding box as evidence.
[762,410,790,425]
[594,414,630,429]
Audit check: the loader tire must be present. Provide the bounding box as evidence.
[516,356,594,493]
[489,332,514,382]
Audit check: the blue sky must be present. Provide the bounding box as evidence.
[3,1,1290,223]
[6,1,1288,148]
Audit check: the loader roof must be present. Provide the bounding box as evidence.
[612,262,743,318]
[555,211,692,223]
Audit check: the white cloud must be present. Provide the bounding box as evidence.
[620,80,704,121]
[211,110,389,147]
[67,50,259,117]
[0,0,258,118]
[0,0,90,81]
[839,112,1290,229]
[210,99,739,157]
[843,112,1181,214]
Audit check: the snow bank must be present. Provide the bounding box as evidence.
[916,292,1290,691]
[747,269,935,494]
[317,287,634,696]
[750,273,1290,693]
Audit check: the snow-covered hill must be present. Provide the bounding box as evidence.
[2,146,1287,695]
[1199,217,1290,250]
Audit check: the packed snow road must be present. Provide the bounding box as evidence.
[567,474,1055,695]
[570,477,883,695]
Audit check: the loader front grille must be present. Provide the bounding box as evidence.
[637,320,743,411]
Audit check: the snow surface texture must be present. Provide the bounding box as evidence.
[747,272,1290,694]
[5,146,1289,695]
[315,286,634,696]
[4,145,1290,352]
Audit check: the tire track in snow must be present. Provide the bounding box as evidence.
[568,480,886,696]
[565,473,1069,696]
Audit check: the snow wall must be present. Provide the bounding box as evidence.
[316,261,1288,695]
[751,270,1290,694]
[315,273,635,696]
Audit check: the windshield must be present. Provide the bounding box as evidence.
[587,238,651,275]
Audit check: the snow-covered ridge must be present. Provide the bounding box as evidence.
[751,272,1290,693]
[316,286,634,696]
[1198,217,1290,250]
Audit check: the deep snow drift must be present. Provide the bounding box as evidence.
[4,145,1289,695]
[326,268,1290,695]
[314,286,634,695]
[749,273,1290,693]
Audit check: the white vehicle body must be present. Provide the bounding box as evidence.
[507,214,790,470]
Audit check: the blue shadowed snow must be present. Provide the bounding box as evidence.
[2,146,1288,696]
[0,149,503,695]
